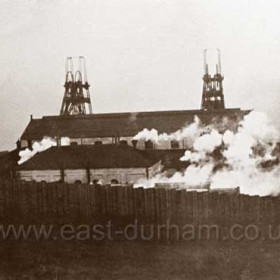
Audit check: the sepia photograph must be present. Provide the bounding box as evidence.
[0,0,280,279]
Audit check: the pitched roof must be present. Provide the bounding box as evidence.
[144,149,188,170]
[18,144,160,170]
[20,108,250,140]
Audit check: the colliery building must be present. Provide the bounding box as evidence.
[15,53,250,184]
[18,145,161,185]
[20,108,249,151]
[19,52,250,151]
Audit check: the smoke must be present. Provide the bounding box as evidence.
[134,163,214,189]
[193,129,223,153]
[18,137,70,165]
[209,112,280,196]
[133,116,204,146]
[135,111,280,196]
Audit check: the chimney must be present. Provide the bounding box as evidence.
[56,137,61,147]
[30,114,33,121]
[27,140,32,150]
[16,139,21,150]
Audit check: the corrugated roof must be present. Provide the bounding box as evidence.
[20,109,250,140]
[18,144,160,170]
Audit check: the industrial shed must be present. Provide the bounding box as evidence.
[20,108,250,150]
[17,144,162,185]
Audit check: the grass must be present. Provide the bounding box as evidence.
[0,240,280,279]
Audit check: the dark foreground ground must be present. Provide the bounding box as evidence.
[0,240,280,280]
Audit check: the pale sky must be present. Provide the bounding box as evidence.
[1,0,280,150]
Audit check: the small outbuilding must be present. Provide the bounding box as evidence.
[17,144,162,185]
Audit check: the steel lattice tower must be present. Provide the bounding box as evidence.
[60,56,93,115]
[201,49,225,110]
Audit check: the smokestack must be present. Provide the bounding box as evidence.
[16,139,21,150]
[56,137,61,147]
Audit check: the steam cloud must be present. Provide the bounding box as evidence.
[18,137,70,165]
[133,116,205,146]
[134,111,280,196]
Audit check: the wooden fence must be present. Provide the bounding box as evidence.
[0,180,279,227]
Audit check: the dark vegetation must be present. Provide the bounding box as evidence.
[0,150,18,180]
[0,239,280,279]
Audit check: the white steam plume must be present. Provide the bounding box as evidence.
[133,116,204,146]
[18,137,70,165]
[135,111,280,196]
[210,112,280,196]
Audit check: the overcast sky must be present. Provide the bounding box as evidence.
[1,0,280,150]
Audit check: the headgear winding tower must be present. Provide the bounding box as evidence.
[60,56,93,115]
[201,49,225,110]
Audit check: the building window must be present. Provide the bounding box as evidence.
[120,140,128,146]
[171,140,180,149]
[131,140,138,148]
[145,140,154,150]
[93,179,102,185]
[111,179,119,185]
[75,180,82,184]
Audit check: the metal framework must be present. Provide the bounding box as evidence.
[201,49,225,110]
[60,56,93,115]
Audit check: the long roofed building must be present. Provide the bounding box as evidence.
[17,144,162,184]
[20,108,249,150]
